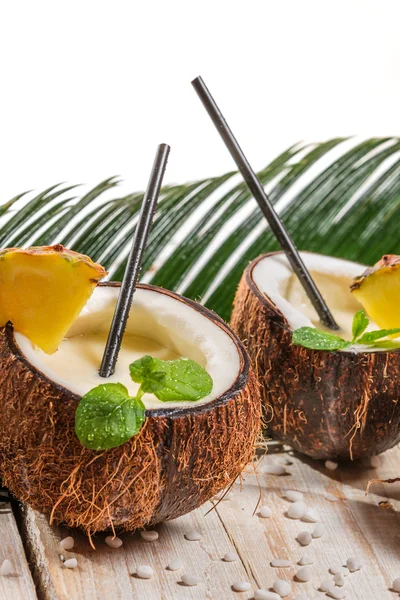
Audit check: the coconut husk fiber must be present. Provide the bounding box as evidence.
[231,252,400,461]
[0,286,261,538]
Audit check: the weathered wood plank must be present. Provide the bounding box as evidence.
[20,501,256,600]
[0,500,37,600]
[17,444,400,599]
[215,444,400,599]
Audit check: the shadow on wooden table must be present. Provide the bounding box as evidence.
[291,446,400,501]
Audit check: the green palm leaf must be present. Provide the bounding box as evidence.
[1,137,399,321]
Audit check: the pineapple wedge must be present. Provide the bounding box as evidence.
[0,245,106,353]
[351,255,400,331]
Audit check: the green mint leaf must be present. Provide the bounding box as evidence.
[154,357,213,402]
[357,328,400,344]
[129,355,166,398]
[75,383,145,451]
[370,340,400,350]
[292,327,351,351]
[129,355,166,395]
[130,355,213,402]
[352,309,369,342]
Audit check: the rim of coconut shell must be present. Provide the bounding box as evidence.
[243,250,400,356]
[8,281,251,419]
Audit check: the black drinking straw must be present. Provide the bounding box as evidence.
[191,76,338,331]
[99,143,170,377]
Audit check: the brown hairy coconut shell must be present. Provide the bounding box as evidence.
[231,251,400,461]
[0,283,260,537]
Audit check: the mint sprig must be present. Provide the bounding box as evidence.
[357,329,400,343]
[75,383,145,451]
[75,355,213,451]
[351,309,369,342]
[130,355,213,402]
[292,310,400,351]
[292,328,351,351]
[129,354,167,396]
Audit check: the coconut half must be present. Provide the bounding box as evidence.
[0,283,260,535]
[231,251,400,461]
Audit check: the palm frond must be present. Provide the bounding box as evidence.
[2,137,399,321]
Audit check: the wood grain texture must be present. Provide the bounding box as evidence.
[20,500,254,600]
[13,444,400,599]
[0,500,37,600]
[215,444,400,599]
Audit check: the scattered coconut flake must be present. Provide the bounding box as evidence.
[184,529,202,541]
[271,559,291,568]
[325,493,339,502]
[0,559,13,577]
[320,579,335,592]
[254,591,280,600]
[64,558,78,569]
[105,536,123,549]
[60,536,74,551]
[181,574,200,586]
[167,558,183,571]
[59,554,64,562]
[254,590,281,600]
[327,588,346,599]
[214,490,233,501]
[277,456,293,466]
[346,556,362,572]
[302,508,320,523]
[370,455,380,468]
[296,566,312,582]
[296,531,312,546]
[325,460,338,471]
[272,579,292,597]
[136,565,153,579]
[334,572,345,587]
[185,529,202,542]
[262,463,287,476]
[259,505,273,518]
[287,501,307,519]
[284,490,304,502]
[140,530,159,542]
[329,562,344,575]
[298,552,314,566]
[393,577,400,592]
[330,566,348,577]
[223,552,239,562]
[312,522,325,538]
[232,581,251,592]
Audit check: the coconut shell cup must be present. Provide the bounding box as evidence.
[231,251,400,461]
[0,283,260,536]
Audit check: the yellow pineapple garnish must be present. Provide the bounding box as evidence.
[351,255,400,331]
[0,245,106,353]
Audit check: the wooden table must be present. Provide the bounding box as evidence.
[2,443,400,600]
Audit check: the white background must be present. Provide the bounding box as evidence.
[0,0,399,201]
